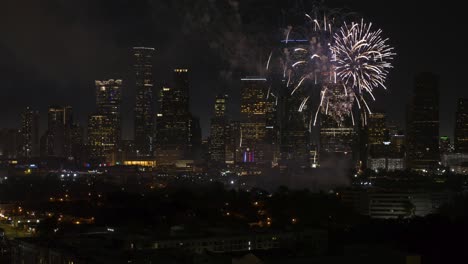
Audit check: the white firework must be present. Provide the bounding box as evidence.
[331,19,395,97]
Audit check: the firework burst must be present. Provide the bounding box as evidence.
[277,12,344,129]
[267,10,395,128]
[331,19,395,97]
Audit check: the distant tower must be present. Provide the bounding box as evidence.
[155,69,193,164]
[239,77,273,164]
[366,112,396,171]
[87,114,114,159]
[454,98,468,153]
[210,94,229,163]
[173,68,190,115]
[315,84,358,168]
[88,79,122,160]
[95,79,122,145]
[190,116,202,160]
[133,47,155,156]
[41,105,72,157]
[367,112,387,145]
[279,83,310,168]
[21,107,40,158]
[406,72,440,171]
[0,129,21,159]
[319,114,357,167]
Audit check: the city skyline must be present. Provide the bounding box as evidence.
[1,2,468,263]
[0,1,466,139]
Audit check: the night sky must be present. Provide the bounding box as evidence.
[0,0,466,139]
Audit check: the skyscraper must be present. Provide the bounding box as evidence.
[407,72,440,171]
[319,114,357,166]
[214,93,228,117]
[190,116,202,160]
[173,68,190,114]
[68,122,83,162]
[210,94,229,163]
[317,85,358,168]
[366,112,388,167]
[0,129,21,159]
[454,98,468,153]
[279,82,310,168]
[226,121,241,165]
[20,107,40,158]
[95,79,122,144]
[367,112,387,145]
[87,115,114,159]
[41,105,72,157]
[87,79,122,160]
[133,47,155,156]
[366,113,406,172]
[239,77,272,164]
[155,69,193,164]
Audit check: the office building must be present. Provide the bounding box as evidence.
[155,69,193,165]
[40,106,72,157]
[133,47,155,156]
[20,107,40,158]
[87,79,122,160]
[87,115,114,159]
[368,112,387,145]
[0,129,21,159]
[319,112,357,167]
[406,72,440,171]
[210,94,229,163]
[239,77,277,165]
[95,79,122,144]
[454,98,468,153]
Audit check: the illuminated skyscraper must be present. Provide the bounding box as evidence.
[454,98,468,153]
[226,121,241,165]
[366,112,388,165]
[407,72,440,171]
[155,69,194,164]
[239,77,273,164]
[133,47,155,156]
[367,112,387,145]
[173,68,190,114]
[87,79,122,160]
[95,79,122,144]
[210,94,229,163]
[20,107,40,158]
[366,112,400,171]
[214,93,228,117]
[87,115,114,159]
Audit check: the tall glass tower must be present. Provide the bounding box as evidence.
[133,47,155,156]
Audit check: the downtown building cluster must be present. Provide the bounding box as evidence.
[0,51,467,176]
[0,47,200,170]
[205,72,468,176]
